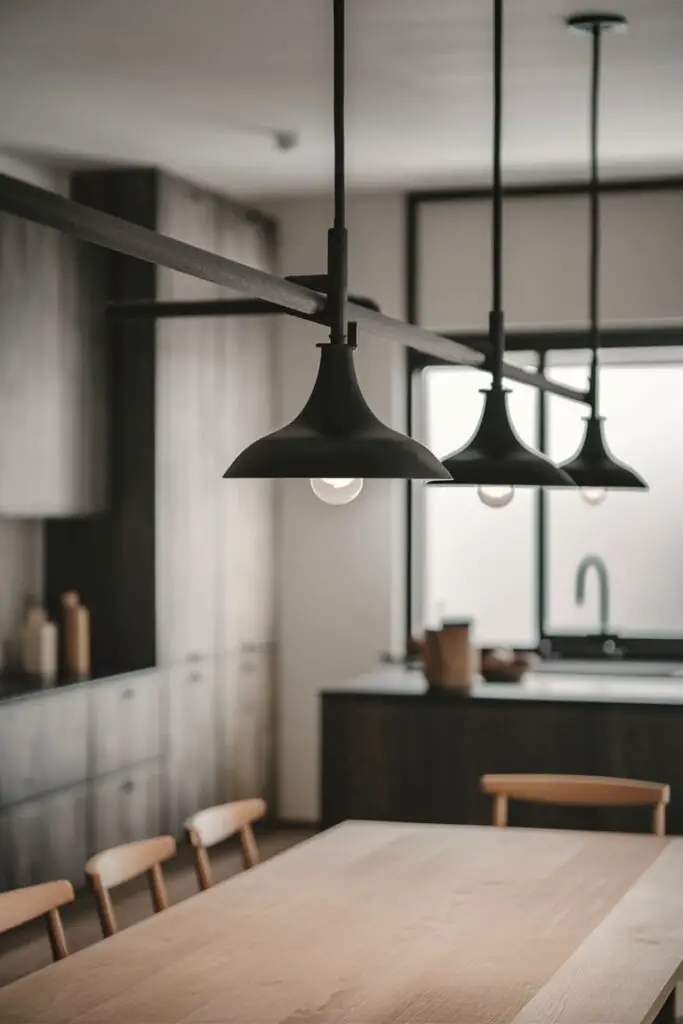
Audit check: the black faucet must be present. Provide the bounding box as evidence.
[575,555,610,637]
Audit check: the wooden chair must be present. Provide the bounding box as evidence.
[0,880,74,961]
[481,773,670,836]
[85,835,176,938]
[184,798,267,890]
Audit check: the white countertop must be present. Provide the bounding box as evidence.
[325,664,683,705]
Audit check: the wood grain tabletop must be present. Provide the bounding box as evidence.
[1,820,682,1024]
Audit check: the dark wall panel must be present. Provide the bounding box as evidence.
[45,169,157,677]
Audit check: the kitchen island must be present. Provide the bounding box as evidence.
[321,664,683,832]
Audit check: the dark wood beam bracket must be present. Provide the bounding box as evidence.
[0,171,590,405]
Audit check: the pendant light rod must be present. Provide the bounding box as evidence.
[491,0,507,387]
[327,0,348,345]
[492,0,503,321]
[490,0,505,385]
[333,0,346,233]
[588,23,601,413]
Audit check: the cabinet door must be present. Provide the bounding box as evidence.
[0,213,105,516]
[167,658,217,835]
[90,763,163,855]
[0,782,88,890]
[90,671,161,776]
[321,696,431,829]
[0,689,89,808]
[42,687,89,792]
[215,646,273,806]
[0,698,46,806]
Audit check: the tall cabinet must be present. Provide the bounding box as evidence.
[15,166,280,889]
[156,175,277,825]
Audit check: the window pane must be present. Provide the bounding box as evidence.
[419,364,539,647]
[546,361,683,636]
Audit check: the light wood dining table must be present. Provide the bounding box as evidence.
[2,820,683,1024]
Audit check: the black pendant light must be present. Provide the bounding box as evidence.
[559,13,647,493]
[224,0,451,482]
[431,0,574,491]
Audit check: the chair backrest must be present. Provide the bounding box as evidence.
[85,835,176,937]
[185,798,267,890]
[481,773,670,836]
[0,880,74,960]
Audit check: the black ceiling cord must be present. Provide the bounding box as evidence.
[224,0,451,481]
[490,0,504,384]
[559,13,647,494]
[431,0,574,491]
[327,0,348,348]
[588,22,601,414]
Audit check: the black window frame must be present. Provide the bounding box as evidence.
[404,181,683,662]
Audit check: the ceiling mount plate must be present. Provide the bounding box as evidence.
[566,12,628,34]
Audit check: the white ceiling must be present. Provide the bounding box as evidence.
[0,0,681,198]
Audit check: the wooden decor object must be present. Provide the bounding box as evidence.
[85,835,176,938]
[61,591,91,678]
[482,773,670,835]
[423,622,478,692]
[0,879,74,961]
[184,797,267,890]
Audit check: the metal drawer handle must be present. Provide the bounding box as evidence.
[121,780,135,794]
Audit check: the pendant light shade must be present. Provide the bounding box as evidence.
[224,0,449,484]
[430,0,574,492]
[560,416,646,490]
[432,380,574,488]
[559,12,647,492]
[225,342,451,480]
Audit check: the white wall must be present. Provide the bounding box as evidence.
[264,194,406,821]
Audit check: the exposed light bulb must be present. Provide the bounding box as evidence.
[477,485,514,509]
[310,478,363,505]
[580,487,607,507]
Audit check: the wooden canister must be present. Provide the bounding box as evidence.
[61,591,91,678]
[439,620,477,691]
[423,620,478,692]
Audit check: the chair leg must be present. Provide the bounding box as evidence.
[91,875,118,938]
[192,844,213,890]
[653,800,667,837]
[493,794,508,828]
[45,908,69,961]
[240,823,260,869]
[148,863,169,913]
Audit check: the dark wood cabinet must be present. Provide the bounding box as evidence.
[322,691,683,835]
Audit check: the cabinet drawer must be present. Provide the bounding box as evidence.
[0,782,88,890]
[167,659,217,834]
[0,689,89,808]
[42,687,89,791]
[0,699,46,806]
[215,647,273,804]
[90,671,162,776]
[90,763,163,856]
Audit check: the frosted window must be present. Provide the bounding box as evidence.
[546,362,683,636]
[420,364,539,648]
